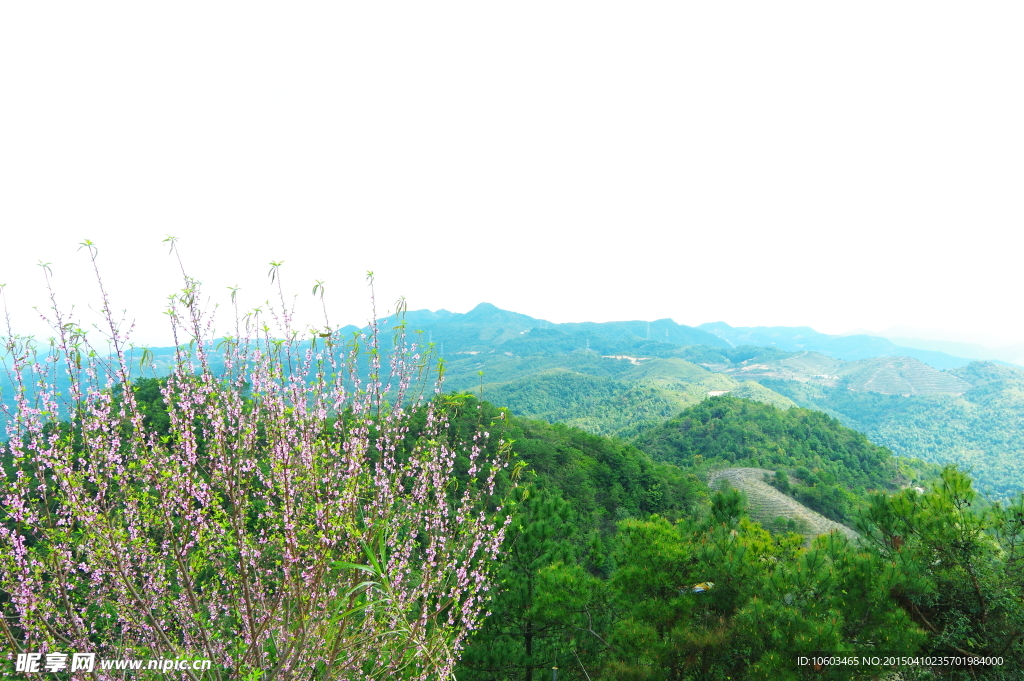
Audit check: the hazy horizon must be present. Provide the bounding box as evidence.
[4,4,1022,348]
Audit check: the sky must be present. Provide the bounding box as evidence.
[2,3,1023,350]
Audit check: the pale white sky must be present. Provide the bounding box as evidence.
[2,3,1022,349]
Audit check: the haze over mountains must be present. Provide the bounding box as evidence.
[697,321,1013,369]
[874,335,1024,367]
[5,302,1024,497]
[412,304,1024,498]
[402,303,997,370]
[844,325,1024,367]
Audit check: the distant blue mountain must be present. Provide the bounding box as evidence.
[697,322,985,369]
[3,305,991,420]
[398,303,731,354]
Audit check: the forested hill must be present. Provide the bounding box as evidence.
[761,361,1024,498]
[634,396,921,525]
[8,369,1015,677]
[435,341,1024,497]
[404,307,1024,497]
[442,351,797,438]
[416,308,1024,498]
[637,396,895,489]
[453,397,1019,680]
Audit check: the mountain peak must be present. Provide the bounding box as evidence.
[460,303,543,326]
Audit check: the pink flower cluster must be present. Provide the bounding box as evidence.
[0,247,510,680]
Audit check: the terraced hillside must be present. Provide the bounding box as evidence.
[719,351,843,384]
[840,357,972,395]
[709,467,859,544]
[723,352,971,396]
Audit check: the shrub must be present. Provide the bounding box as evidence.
[0,242,511,680]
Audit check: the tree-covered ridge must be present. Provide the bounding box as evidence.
[438,341,1024,498]
[432,337,1024,501]
[396,303,984,369]
[440,352,796,439]
[637,396,896,487]
[633,396,935,524]
[443,396,704,535]
[13,304,1019,503]
[452,396,1021,680]
[760,360,1024,498]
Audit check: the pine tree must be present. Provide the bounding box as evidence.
[857,466,1024,678]
[458,489,577,680]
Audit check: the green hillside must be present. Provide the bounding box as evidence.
[708,467,859,544]
[761,361,1024,497]
[442,353,796,438]
[840,356,972,394]
[15,304,1012,504]
[633,395,930,525]
[454,396,1020,680]
[437,333,1024,497]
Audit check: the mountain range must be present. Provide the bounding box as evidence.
[415,304,1024,498]
[399,303,995,370]
[5,302,1024,496]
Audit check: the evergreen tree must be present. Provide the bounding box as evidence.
[459,489,578,681]
[856,466,1024,677]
